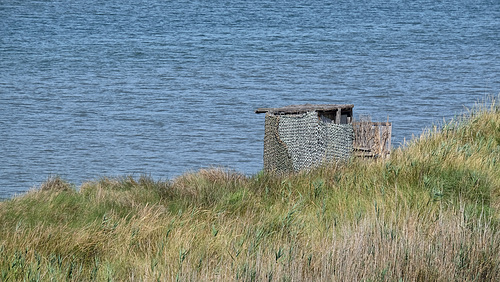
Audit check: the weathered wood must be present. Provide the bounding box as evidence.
[353,146,372,151]
[255,108,274,114]
[359,122,391,126]
[386,123,392,155]
[255,104,354,114]
[353,121,392,158]
[335,108,341,124]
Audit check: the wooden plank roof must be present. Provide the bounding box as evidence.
[255,104,354,114]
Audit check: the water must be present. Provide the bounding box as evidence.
[1,0,499,199]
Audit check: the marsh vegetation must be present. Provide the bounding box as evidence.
[1,98,499,281]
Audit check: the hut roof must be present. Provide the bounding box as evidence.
[255,104,354,114]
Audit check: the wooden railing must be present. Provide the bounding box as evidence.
[353,121,392,158]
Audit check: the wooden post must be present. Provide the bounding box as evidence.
[387,123,392,156]
[335,108,341,124]
[378,125,383,155]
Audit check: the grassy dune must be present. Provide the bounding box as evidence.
[1,97,499,281]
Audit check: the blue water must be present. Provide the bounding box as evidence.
[1,0,499,198]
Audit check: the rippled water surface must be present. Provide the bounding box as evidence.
[1,0,499,198]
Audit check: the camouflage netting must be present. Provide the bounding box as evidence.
[264,111,353,173]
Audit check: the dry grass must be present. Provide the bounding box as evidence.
[0,96,499,281]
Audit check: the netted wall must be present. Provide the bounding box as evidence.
[264,111,353,173]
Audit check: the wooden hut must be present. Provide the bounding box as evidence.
[255,104,355,173]
[255,104,391,173]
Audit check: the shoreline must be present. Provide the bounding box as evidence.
[0,98,499,280]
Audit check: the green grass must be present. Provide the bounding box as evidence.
[1,96,500,281]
